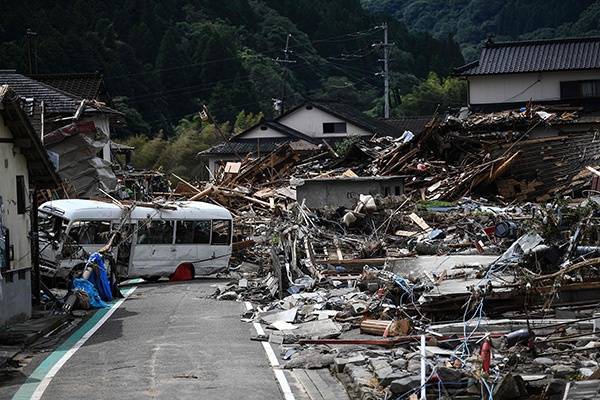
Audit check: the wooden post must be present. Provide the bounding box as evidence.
[30,187,40,304]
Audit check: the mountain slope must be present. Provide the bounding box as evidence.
[0,0,464,135]
[362,0,600,60]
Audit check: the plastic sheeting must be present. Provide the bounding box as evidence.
[86,252,113,302]
[72,278,108,309]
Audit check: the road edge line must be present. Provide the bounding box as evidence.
[245,301,296,400]
[12,286,137,400]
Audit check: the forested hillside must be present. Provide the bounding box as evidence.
[0,0,464,137]
[362,0,600,61]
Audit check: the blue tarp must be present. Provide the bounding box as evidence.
[72,278,108,309]
[86,252,113,302]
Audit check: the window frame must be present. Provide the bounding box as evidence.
[322,122,347,134]
[210,219,232,246]
[135,219,176,245]
[16,175,26,215]
[174,220,211,245]
[560,79,600,100]
[66,219,113,246]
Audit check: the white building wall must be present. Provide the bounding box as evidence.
[239,126,287,139]
[278,106,372,138]
[0,114,31,269]
[85,115,111,161]
[468,70,600,105]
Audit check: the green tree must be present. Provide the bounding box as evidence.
[394,72,467,116]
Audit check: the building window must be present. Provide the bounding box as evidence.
[323,122,347,134]
[560,80,600,99]
[16,175,26,214]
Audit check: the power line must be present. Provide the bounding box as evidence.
[104,27,381,81]
[121,62,318,105]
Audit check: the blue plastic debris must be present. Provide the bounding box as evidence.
[86,252,113,302]
[72,278,108,309]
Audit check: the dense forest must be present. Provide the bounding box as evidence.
[362,0,600,61]
[0,0,464,139]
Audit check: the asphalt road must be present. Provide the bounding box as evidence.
[16,280,282,400]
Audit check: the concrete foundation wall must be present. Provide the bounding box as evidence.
[0,268,32,326]
[297,177,404,209]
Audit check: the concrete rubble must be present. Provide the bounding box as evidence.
[203,106,600,399]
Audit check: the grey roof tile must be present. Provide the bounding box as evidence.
[0,70,118,115]
[457,37,600,76]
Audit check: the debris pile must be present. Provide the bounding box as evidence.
[35,103,600,398]
[211,192,600,399]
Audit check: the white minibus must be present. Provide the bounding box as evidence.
[38,199,233,280]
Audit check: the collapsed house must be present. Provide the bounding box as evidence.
[200,100,430,178]
[192,37,600,399]
[0,70,122,197]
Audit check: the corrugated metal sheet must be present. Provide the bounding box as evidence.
[458,37,600,76]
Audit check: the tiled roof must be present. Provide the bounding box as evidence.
[0,70,119,115]
[456,37,600,76]
[201,138,319,156]
[382,116,433,135]
[232,120,317,142]
[31,72,103,100]
[200,139,287,155]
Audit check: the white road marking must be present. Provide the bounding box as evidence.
[253,322,266,336]
[30,287,137,400]
[247,302,296,400]
[274,369,296,400]
[262,342,280,367]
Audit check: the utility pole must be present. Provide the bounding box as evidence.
[25,29,38,74]
[275,34,296,116]
[373,23,393,119]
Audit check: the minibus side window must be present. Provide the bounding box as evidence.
[211,220,231,245]
[175,221,210,244]
[137,220,175,244]
[68,220,111,244]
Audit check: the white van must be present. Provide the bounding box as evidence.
[38,199,233,280]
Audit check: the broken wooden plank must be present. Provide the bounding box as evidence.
[408,213,431,231]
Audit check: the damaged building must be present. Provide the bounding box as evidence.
[0,85,60,325]
[0,70,122,197]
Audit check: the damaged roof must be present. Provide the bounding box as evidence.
[457,37,600,76]
[383,115,433,135]
[0,85,60,188]
[0,70,120,115]
[31,72,104,100]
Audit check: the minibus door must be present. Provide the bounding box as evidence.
[115,223,135,278]
[208,219,232,274]
[130,220,176,277]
